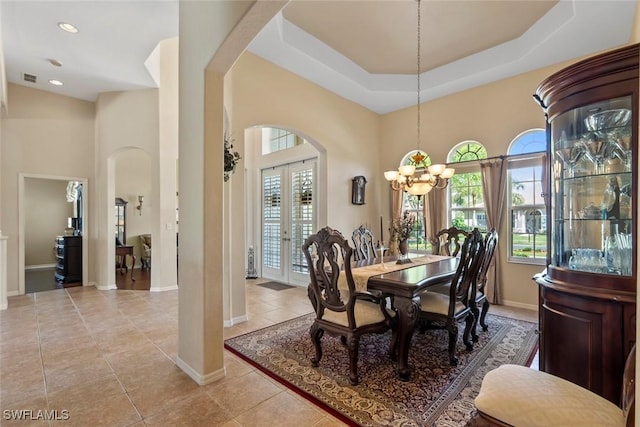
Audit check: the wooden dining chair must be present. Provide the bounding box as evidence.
[474,344,636,427]
[351,225,378,261]
[418,228,484,365]
[471,228,498,339]
[416,228,485,365]
[431,226,470,257]
[302,226,396,385]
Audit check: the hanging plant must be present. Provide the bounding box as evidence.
[224,135,241,182]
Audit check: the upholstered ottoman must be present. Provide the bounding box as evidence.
[474,365,626,427]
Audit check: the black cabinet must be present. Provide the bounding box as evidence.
[55,236,82,286]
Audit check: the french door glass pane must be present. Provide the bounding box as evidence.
[263,174,281,269]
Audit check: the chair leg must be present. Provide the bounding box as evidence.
[447,321,459,366]
[480,300,490,331]
[346,334,360,385]
[310,323,324,367]
[463,313,475,351]
[471,303,480,342]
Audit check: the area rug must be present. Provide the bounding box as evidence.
[225,313,538,427]
[256,281,296,291]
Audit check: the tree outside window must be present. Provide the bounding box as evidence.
[448,142,488,231]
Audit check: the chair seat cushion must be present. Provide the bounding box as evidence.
[417,290,465,315]
[322,298,392,328]
[475,364,624,427]
[431,283,485,302]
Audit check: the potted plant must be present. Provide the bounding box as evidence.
[391,212,416,262]
[224,135,241,182]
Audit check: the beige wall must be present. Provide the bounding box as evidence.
[24,178,74,266]
[232,52,383,236]
[1,84,95,295]
[94,89,160,289]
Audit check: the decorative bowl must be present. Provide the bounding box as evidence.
[584,109,631,131]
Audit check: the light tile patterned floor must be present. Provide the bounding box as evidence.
[0,280,537,426]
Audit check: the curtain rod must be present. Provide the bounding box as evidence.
[446,151,545,167]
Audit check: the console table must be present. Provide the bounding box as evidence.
[116,245,136,282]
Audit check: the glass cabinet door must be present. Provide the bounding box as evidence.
[115,197,127,245]
[551,96,633,276]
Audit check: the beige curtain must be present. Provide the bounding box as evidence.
[424,189,446,251]
[389,188,404,255]
[480,158,507,304]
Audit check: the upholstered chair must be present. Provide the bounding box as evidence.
[474,344,635,427]
[139,234,151,270]
[302,226,396,385]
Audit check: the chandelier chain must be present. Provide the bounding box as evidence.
[416,0,421,152]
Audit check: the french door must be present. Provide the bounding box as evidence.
[261,159,316,285]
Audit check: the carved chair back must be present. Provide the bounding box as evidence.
[447,228,485,314]
[433,226,470,257]
[303,226,356,322]
[351,225,377,261]
[475,229,498,296]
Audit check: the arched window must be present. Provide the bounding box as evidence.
[507,129,546,265]
[261,127,306,154]
[400,150,432,253]
[447,141,488,231]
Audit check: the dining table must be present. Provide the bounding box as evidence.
[343,254,459,381]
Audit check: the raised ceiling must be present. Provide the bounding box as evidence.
[1,1,637,114]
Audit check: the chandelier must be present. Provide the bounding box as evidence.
[384,0,454,196]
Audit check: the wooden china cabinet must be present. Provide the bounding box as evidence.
[533,43,638,405]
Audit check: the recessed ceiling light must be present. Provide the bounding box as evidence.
[49,79,63,86]
[49,59,63,67]
[58,22,78,33]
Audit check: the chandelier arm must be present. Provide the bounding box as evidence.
[390,180,403,192]
[435,178,449,189]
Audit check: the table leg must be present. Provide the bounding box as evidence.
[130,255,136,282]
[393,295,420,381]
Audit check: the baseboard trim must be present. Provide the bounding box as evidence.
[176,357,226,385]
[150,285,179,292]
[25,264,56,271]
[502,299,538,312]
[95,283,117,291]
[224,314,249,327]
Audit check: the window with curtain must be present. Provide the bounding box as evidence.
[447,141,488,231]
[507,129,547,264]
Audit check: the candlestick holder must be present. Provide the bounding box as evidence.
[378,246,386,269]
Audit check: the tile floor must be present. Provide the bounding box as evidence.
[0,280,537,426]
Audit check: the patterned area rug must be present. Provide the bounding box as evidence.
[225,313,538,426]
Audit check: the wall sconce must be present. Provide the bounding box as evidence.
[136,195,144,215]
